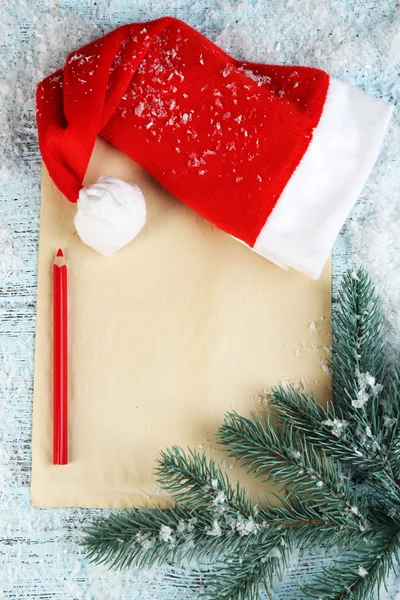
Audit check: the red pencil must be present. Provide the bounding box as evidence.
[53,248,68,465]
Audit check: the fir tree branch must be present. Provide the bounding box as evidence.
[384,366,400,475]
[257,495,368,550]
[269,386,400,504]
[391,438,400,476]
[268,386,378,472]
[156,446,252,517]
[157,445,368,545]
[217,411,368,529]
[331,269,385,421]
[203,529,294,600]
[328,268,394,482]
[83,505,280,570]
[303,527,400,600]
[332,269,384,384]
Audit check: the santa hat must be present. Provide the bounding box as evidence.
[36,16,392,279]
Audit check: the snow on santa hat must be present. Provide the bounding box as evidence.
[36,16,392,279]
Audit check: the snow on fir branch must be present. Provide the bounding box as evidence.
[83,268,400,600]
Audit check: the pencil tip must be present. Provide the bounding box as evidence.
[56,249,63,257]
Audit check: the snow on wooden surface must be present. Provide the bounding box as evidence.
[0,0,399,597]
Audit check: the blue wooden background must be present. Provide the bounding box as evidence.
[0,0,399,598]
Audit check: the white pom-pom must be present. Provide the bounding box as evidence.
[74,176,146,256]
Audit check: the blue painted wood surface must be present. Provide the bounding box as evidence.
[0,1,398,598]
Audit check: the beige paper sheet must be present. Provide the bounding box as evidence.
[31,138,332,508]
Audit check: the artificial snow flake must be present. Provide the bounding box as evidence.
[187,517,197,531]
[222,64,233,78]
[322,418,348,438]
[352,388,369,409]
[135,102,145,116]
[357,372,376,389]
[159,525,175,543]
[357,566,368,578]
[177,521,187,533]
[236,518,259,536]
[309,321,318,333]
[384,415,396,428]
[238,66,271,87]
[213,491,226,504]
[135,533,154,550]
[289,449,301,460]
[224,515,237,530]
[353,370,383,408]
[321,364,331,376]
[206,520,222,537]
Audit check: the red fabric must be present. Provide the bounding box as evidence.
[36,16,329,247]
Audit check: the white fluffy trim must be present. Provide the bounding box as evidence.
[74,176,146,256]
[254,78,393,279]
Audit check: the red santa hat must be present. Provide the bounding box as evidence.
[36,16,392,279]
